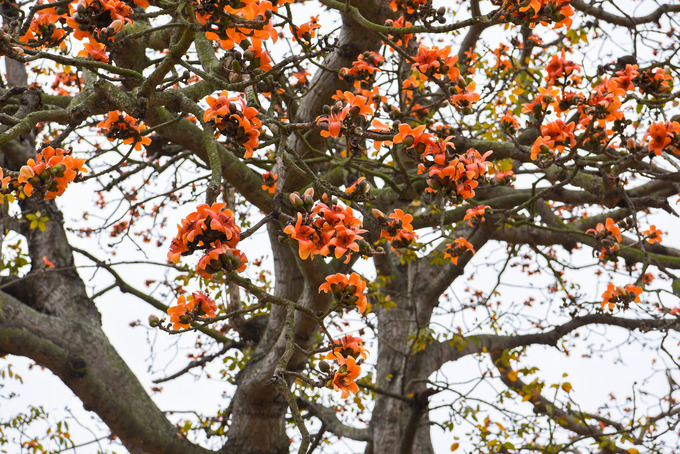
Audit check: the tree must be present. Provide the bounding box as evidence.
[1,0,680,452]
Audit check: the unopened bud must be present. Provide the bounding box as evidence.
[110,19,124,34]
[318,361,330,373]
[148,314,160,327]
[289,192,303,207]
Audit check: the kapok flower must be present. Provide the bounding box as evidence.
[78,39,109,62]
[98,111,151,151]
[643,225,662,244]
[326,335,368,361]
[500,112,520,134]
[167,291,218,330]
[18,147,87,199]
[284,195,365,261]
[544,49,581,84]
[444,237,475,265]
[601,284,642,310]
[319,272,368,314]
[168,203,242,264]
[261,171,277,194]
[197,241,248,279]
[375,209,418,249]
[464,205,490,226]
[393,124,435,155]
[316,103,349,138]
[331,355,361,398]
[586,218,622,242]
[586,218,622,262]
[204,92,261,158]
[291,16,320,41]
[644,121,680,156]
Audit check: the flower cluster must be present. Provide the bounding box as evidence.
[340,52,385,89]
[66,0,137,42]
[586,218,622,262]
[422,145,493,202]
[19,13,67,49]
[318,273,368,314]
[601,284,642,310]
[18,147,87,199]
[167,291,218,330]
[98,111,151,151]
[634,67,673,96]
[448,80,480,113]
[324,335,368,398]
[196,0,277,50]
[372,209,418,250]
[444,237,475,265]
[644,121,680,156]
[389,0,428,14]
[316,92,374,139]
[204,92,261,158]
[284,190,366,262]
[500,0,574,30]
[531,119,576,161]
[544,50,582,85]
[167,203,246,279]
[409,45,460,84]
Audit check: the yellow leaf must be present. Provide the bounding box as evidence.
[507,370,518,382]
[561,382,572,393]
[451,443,459,451]
[627,449,639,454]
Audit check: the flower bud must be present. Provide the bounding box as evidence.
[318,361,330,373]
[372,208,386,220]
[148,314,160,327]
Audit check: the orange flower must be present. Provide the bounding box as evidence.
[197,242,248,278]
[78,39,109,63]
[393,124,435,155]
[326,225,361,262]
[444,237,475,265]
[331,356,361,398]
[500,112,519,133]
[319,273,367,314]
[167,291,218,330]
[336,91,374,117]
[17,147,87,199]
[644,121,679,155]
[464,205,490,226]
[586,218,622,243]
[98,111,151,151]
[326,335,368,361]
[544,49,581,83]
[168,203,242,264]
[643,225,662,244]
[204,93,261,158]
[291,16,320,41]
[601,284,642,310]
[283,213,326,260]
[376,209,418,249]
[261,171,277,194]
[167,294,193,330]
[317,107,348,138]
